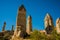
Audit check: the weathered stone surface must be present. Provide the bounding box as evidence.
[11,5,27,40]
[44,13,54,34]
[26,16,32,35]
[56,18,60,34]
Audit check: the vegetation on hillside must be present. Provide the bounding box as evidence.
[30,29,60,40]
[0,29,60,40]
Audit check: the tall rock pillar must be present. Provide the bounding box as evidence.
[12,5,26,40]
[26,15,32,35]
[2,22,6,32]
[44,13,54,34]
[56,18,60,34]
[11,25,14,31]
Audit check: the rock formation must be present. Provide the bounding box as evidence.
[11,5,26,40]
[26,15,32,35]
[44,13,54,34]
[2,22,6,32]
[0,4,60,40]
[56,18,60,34]
[11,25,14,31]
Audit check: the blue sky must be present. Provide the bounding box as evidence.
[0,0,60,31]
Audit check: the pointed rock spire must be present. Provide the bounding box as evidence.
[44,13,53,28]
[11,25,14,31]
[19,5,26,11]
[44,13,54,34]
[2,22,6,32]
[45,13,52,21]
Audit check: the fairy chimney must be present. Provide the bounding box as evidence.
[56,18,60,34]
[26,15,32,35]
[44,13,54,34]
